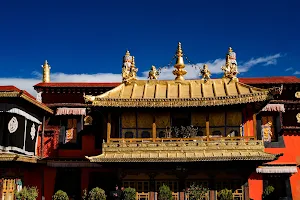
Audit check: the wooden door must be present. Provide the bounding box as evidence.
[2,179,15,200]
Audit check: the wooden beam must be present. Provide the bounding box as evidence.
[253,112,257,140]
[41,115,45,158]
[152,115,156,142]
[206,114,210,141]
[107,113,111,144]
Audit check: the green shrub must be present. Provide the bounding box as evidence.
[88,187,106,200]
[158,184,173,200]
[217,188,233,200]
[124,187,136,200]
[188,184,209,200]
[52,190,68,200]
[15,186,38,200]
[263,185,275,197]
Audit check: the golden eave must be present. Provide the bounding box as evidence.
[86,140,278,162]
[85,78,275,108]
[0,153,38,163]
[0,91,53,114]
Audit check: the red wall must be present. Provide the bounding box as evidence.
[264,132,300,199]
[248,173,263,200]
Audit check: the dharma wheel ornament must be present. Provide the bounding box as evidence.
[173,42,187,81]
[221,47,239,79]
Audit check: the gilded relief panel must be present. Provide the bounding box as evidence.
[122,112,136,128]
[137,112,153,128]
[209,112,225,126]
[155,112,171,128]
[191,112,206,127]
[226,111,242,126]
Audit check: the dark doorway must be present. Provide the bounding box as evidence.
[263,175,292,200]
[89,171,118,200]
[54,168,81,200]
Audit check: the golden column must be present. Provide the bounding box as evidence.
[173,42,187,81]
[42,60,51,83]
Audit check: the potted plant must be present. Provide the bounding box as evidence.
[217,189,232,200]
[15,186,38,200]
[158,184,173,200]
[88,187,106,200]
[52,190,69,200]
[124,187,136,200]
[263,185,275,200]
[188,184,209,200]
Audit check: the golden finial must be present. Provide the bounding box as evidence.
[131,56,135,67]
[228,47,233,53]
[42,60,51,83]
[125,50,130,56]
[172,42,187,81]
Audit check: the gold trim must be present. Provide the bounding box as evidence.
[91,93,272,108]
[0,91,53,114]
[296,92,300,98]
[0,153,38,163]
[87,140,278,162]
[20,93,53,114]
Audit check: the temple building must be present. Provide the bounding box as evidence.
[1,43,300,200]
[0,86,53,199]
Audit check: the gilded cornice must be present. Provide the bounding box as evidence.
[0,153,38,163]
[0,91,53,114]
[86,140,279,162]
[85,78,278,108]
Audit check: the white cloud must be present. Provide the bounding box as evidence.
[294,71,300,75]
[285,67,293,71]
[0,53,282,96]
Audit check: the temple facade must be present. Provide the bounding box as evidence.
[1,43,300,200]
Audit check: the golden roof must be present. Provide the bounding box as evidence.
[84,78,276,108]
[86,140,278,162]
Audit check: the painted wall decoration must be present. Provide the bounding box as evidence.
[0,108,40,156]
[261,121,273,142]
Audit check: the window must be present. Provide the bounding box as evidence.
[59,117,82,144]
[121,112,153,138]
[209,111,243,137]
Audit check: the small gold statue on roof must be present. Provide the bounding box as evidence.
[221,47,239,79]
[200,64,211,81]
[148,65,159,80]
[121,50,138,83]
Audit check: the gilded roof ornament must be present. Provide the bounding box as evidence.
[121,50,138,83]
[42,60,51,83]
[221,47,239,80]
[200,64,211,82]
[173,42,187,81]
[148,65,159,80]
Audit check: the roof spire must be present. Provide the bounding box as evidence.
[42,60,51,83]
[173,42,187,81]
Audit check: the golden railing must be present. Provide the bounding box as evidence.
[108,136,256,143]
[136,192,149,200]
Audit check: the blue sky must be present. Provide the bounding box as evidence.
[0,0,299,94]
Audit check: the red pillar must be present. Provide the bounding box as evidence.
[248,172,263,200]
